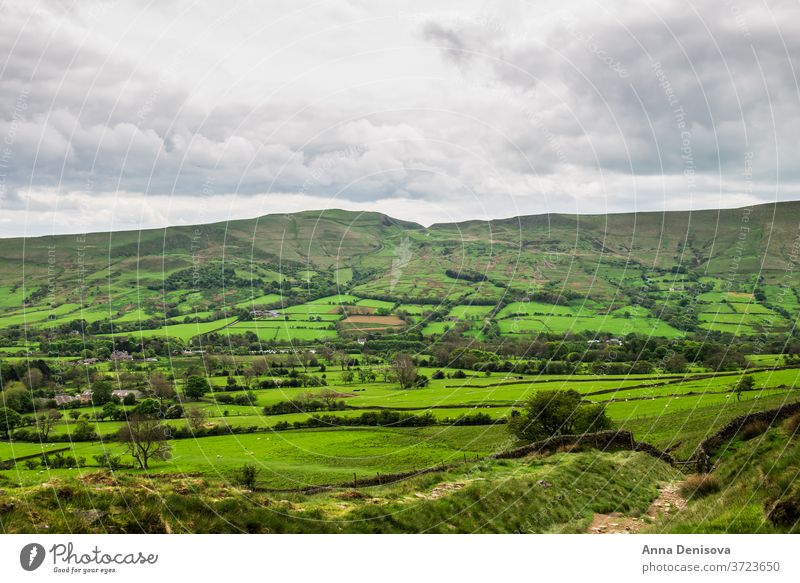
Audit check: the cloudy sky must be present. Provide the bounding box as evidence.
[1,0,799,236]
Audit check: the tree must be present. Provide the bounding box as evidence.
[149,373,176,407]
[251,359,269,376]
[242,367,256,389]
[341,370,355,384]
[73,418,96,441]
[507,390,612,442]
[319,389,340,409]
[68,410,81,421]
[117,415,172,470]
[663,352,688,373]
[36,409,63,440]
[184,376,210,400]
[134,398,162,418]
[101,402,121,421]
[358,368,377,383]
[735,375,755,401]
[21,368,44,390]
[0,407,22,439]
[91,380,114,405]
[185,407,209,432]
[391,353,418,390]
[0,382,34,413]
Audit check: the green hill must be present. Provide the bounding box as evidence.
[0,202,798,342]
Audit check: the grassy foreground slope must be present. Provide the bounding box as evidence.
[0,450,678,533]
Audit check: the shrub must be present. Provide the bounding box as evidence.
[767,490,800,528]
[93,453,124,470]
[507,390,612,442]
[680,474,721,499]
[783,412,800,437]
[739,419,769,441]
[234,463,259,489]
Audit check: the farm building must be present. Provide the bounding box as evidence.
[112,389,143,400]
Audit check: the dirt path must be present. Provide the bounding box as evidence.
[587,482,686,534]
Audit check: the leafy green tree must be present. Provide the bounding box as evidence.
[184,376,210,400]
[134,398,162,418]
[101,402,121,421]
[507,390,612,442]
[663,352,688,373]
[91,380,114,405]
[0,407,22,439]
[735,375,755,401]
[73,418,97,441]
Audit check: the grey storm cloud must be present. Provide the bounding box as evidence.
[1,0,800,236]
[421,0,800,180]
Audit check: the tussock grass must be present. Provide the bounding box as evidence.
[679,474,721,500]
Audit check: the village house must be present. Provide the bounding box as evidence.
[54,394,78,406]
[112,389,143,400]
[109,350,133,362]
[250,309,281,318]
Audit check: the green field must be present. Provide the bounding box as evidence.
[2,204,800,533]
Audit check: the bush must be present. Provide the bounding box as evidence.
[783,412,800,437]
[767,490,800,528]
[93,453,124,470]
[507,390,612,442]
[739,419,769,441]
[449,412,495,426]
[680,474,721,500]
[234,463,259,489]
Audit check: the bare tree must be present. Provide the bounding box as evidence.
[186,407,209,432]
[242,367,256,389]
[117,415,172,470]
[391,353,418,390]
[148,372,176,407]
[319,389,339,409]
[22,368,44,390]
[251,359,269,376]
[36,409,63,440]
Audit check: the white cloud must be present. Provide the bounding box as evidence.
[1,0,799,236]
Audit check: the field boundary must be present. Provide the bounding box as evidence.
[691,399,800,472]
[259,429,676,494]
[0,446,72,469]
